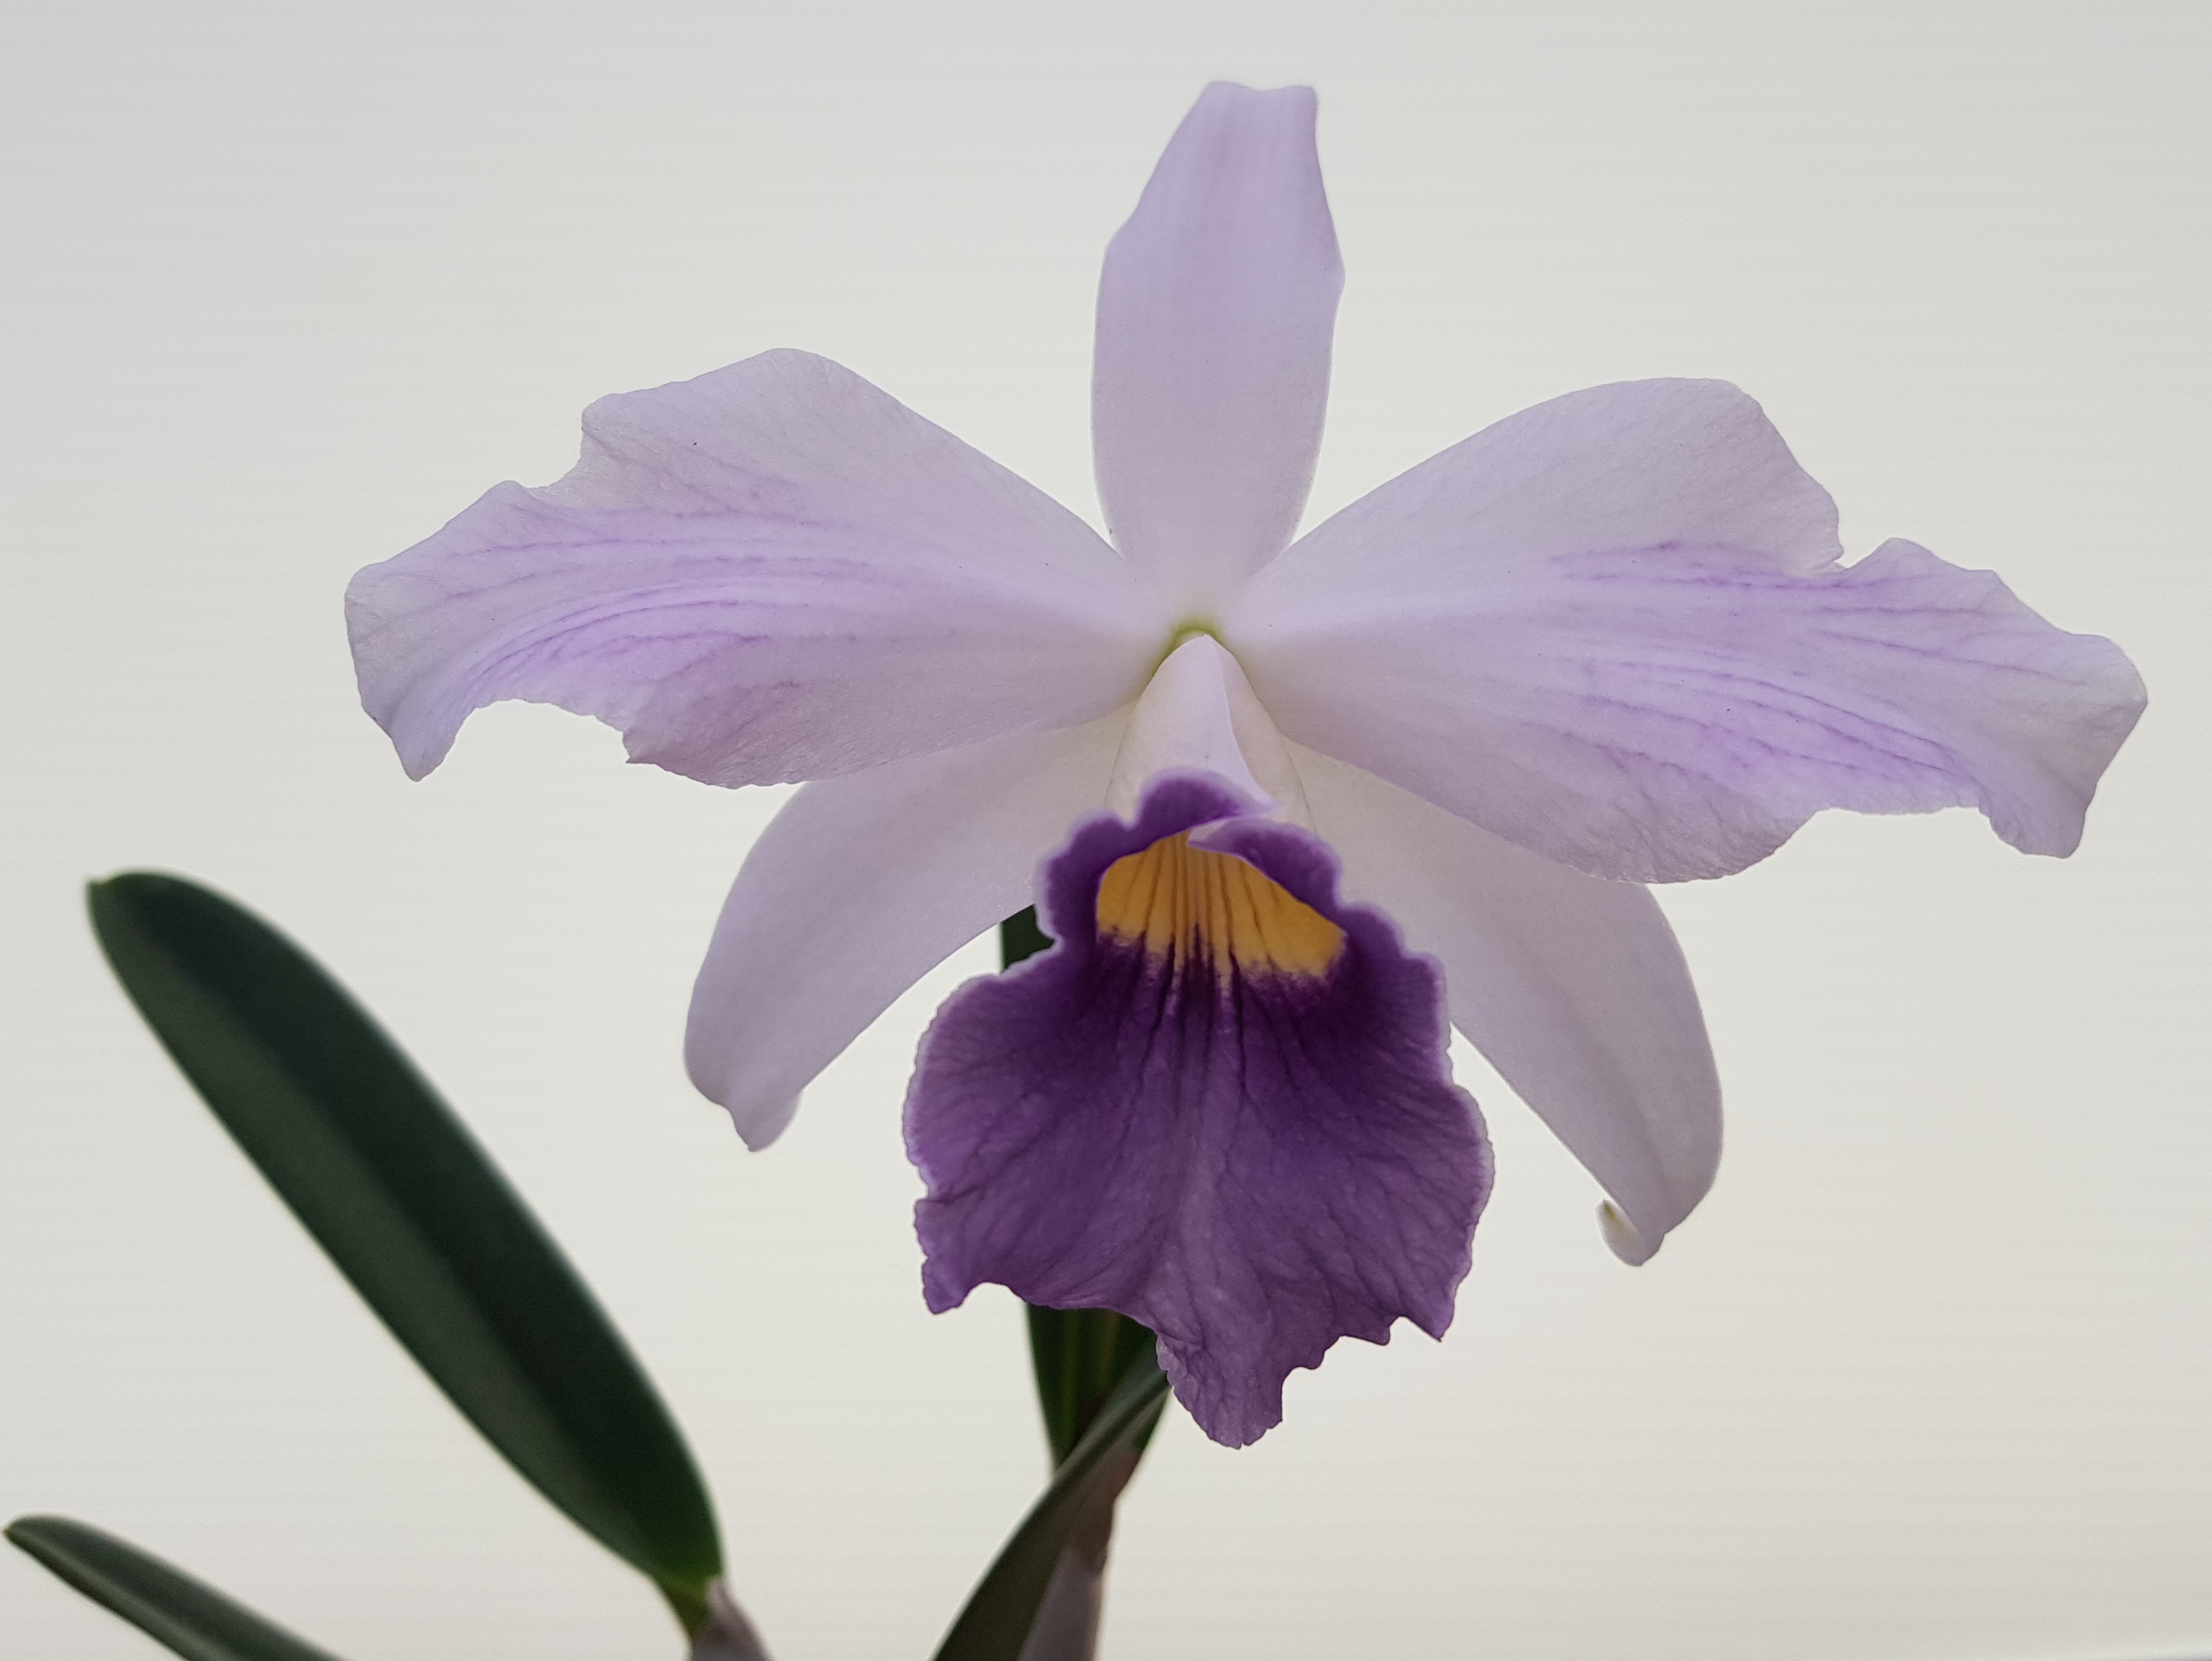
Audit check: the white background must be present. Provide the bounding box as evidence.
[3,3,2205,1658]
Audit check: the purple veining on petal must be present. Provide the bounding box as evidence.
[904,772,1492,1447]
[347,349,1168,785]
[1239,533,2146,883]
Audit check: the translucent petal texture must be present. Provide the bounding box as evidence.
[1295,747,1718,1259]
[685,718,1124,1148]
[906,774,1491,1447]
[1092,83,1344,613]
[1232,381,2146,880]
[348,349,1169,785]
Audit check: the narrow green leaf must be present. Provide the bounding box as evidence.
[7,1515,346,1661]
[930,1351,1170,1661]
[997,906,1054,969]
[1024,1304,1160,1469]
[86,873,722,1610]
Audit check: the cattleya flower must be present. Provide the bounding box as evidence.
[348,83,2143,1446]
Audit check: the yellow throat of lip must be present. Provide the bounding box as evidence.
[1095,832,1344,983]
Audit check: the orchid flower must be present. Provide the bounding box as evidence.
[346,82,2144,1448]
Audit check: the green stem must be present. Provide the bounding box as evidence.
[660,1581,711,1643]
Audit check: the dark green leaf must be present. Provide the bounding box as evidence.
[7,1515,346,1661]
[930,1349,1169,1661]
[1024,1305,1160,1469]
[997,906,1054,969]
[86,873,722,1611]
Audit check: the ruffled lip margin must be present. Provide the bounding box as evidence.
[904,771,1494,1446]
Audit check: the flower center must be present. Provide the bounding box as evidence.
[1151,618,1224,671]
[1096,832,1344,984]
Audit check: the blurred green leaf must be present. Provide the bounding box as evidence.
[86,872,722,1616]
[1024,1305,1160,1469]
[930,1349,1169,1661]
[7,1515,346,1661]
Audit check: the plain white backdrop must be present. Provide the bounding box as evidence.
[3,3,2205,1658]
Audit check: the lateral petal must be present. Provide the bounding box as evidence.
[349,349,1169,785]
[1232,382,2143,879]
[685,718,1124,1148]
[1092,83,1343,612]
[906,773,1491,1447]
[1296,746,1718,1260]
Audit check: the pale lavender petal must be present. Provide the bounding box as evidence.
[906,774,1491,1447]
[349,349,1171,785]
[1231,381,2144,879]
[1296,745,1717,1259]
[1092,83,1343,613]
[1239,378,1846,597]
[685,717,1124,1148]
